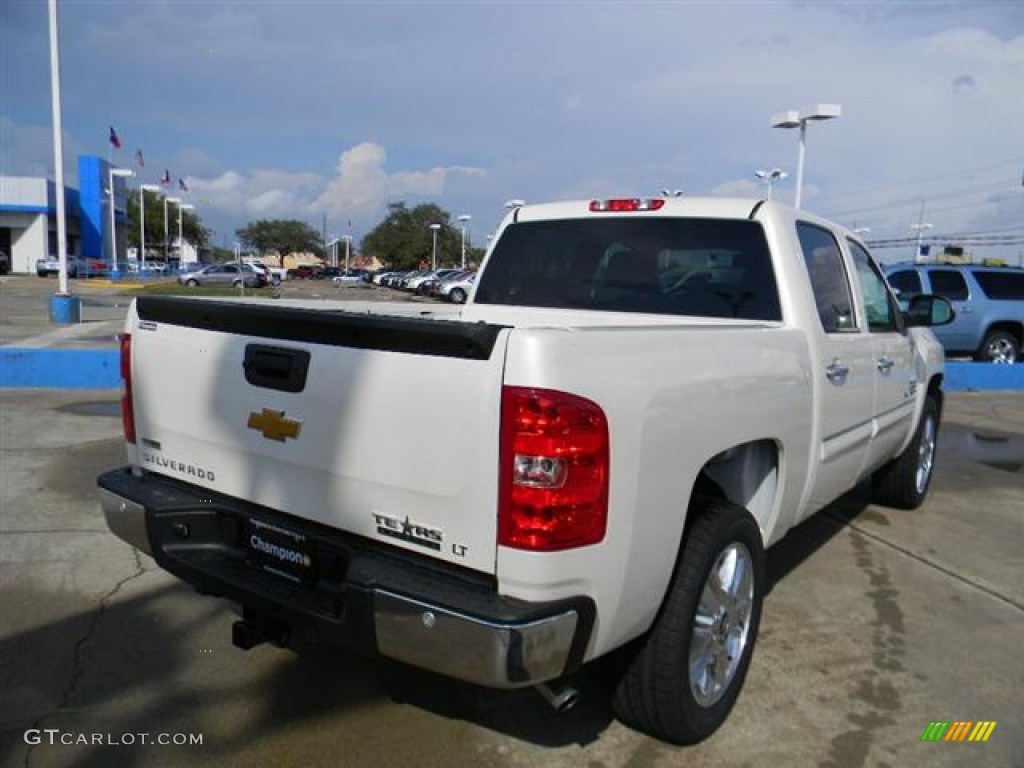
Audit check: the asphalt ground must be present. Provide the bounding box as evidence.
[0,274,1021,767]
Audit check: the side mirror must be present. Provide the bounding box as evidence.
[905,295,955,327]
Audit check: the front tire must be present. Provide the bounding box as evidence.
[186,278,199,287]
[872,396,939,509]
[450,287,467,304]
[974,329,1020,364]
[611,496,765,744]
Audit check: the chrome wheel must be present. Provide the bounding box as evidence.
[690,542,754,708]
[987,338,1017,364]
[915,412,936,495]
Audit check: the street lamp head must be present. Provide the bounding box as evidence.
[180,203,195,211]
[140,183,160,191]
[802,103,842,121]
[504,199,526,209]
[770,110,802,129]
[110,168,135,179]
[457,214,472,224]
[660,189,684,197]
[166,196,182,205]
[428,223,441,231]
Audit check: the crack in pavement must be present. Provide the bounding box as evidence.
[23,547,146,768]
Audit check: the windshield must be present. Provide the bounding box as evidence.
[474,217,782,320]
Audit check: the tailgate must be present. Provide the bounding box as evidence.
[127,296,509,575]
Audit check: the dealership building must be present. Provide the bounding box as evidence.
[0,154,133,274]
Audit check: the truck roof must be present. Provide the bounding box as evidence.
[511,197,768,223]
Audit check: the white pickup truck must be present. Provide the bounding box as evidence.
[98,197,953,744]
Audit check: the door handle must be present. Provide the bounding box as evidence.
[877,357,894,374]
[825,361,849,385]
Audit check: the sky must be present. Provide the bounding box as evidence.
[1,0,1022,263]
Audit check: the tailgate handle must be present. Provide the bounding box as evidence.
[243,345,311,393]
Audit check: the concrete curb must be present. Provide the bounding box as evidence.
[0,348,120,388]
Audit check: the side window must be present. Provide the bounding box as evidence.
[927,269,969,301]
[848,240,900,332]
[973,271,1024,300]
[797,222,857,333]
[886,269,922,298]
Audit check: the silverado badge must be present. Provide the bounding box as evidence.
[247,409,302,442]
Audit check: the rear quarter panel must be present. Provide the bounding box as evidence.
[494,322,813,659]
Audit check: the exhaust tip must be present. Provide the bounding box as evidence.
[535,682,581,712]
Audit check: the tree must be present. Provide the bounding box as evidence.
[236,219,323,266]
[361,202,460,270]
[125,188,209,259]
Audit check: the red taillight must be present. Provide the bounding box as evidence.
[589,198,665,213]
[119,333,136,444]
[499,387,609,551]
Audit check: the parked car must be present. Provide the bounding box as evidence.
[243,260,279,285]
[178,262,266,288]
[36,256,108,278]
[437,270,477,304]
[0,249,10,275]
[332,269,366,285]
[287,264,323,280]
[884,262,1024,363]
[415,269,463,296]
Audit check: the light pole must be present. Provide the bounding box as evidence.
[754,168,787,201]
[178,203,194,265]
[910,222,933,263]
[428,223,441,270]
[139,183,159,274]
[108,167,134,279]
[770,104,841,209]
[164,196,181,264]
[341,234,353,274]
[327,235,339,267]
[456,214,471,269]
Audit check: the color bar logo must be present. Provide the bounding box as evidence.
[921,721,997,742]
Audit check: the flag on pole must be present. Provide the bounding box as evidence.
[134,150,145,167]
[108,126,122,149]
[178,178,188,192]
[161,169,171,186]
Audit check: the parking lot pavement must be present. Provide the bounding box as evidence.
[0,275,435,350]
[0,388,1020,768]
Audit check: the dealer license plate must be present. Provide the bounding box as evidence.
[247,518,316,582]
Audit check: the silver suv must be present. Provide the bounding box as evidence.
[884,262,1024,363]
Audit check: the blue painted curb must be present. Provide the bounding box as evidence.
[1,348,120,389]
[944,361,1024,392]
[1,349,1023,391]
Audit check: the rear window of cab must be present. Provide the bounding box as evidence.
[474,218,782,321]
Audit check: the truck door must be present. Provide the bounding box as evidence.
[847,239,917,467]
[796,222,876,516]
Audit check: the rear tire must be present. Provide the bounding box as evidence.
[872,396,939,509]
[974,329,1019,364]
[611,496,765,744]
[450,288,467,304]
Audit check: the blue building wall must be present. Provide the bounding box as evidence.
[78,156,104,259]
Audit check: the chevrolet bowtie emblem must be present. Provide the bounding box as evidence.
[247,409,302,442]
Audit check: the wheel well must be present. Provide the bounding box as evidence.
[927,374,944,418]
[984,322,1022,344]
[686,439,779,543]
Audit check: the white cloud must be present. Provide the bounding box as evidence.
[311,142,485,220]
